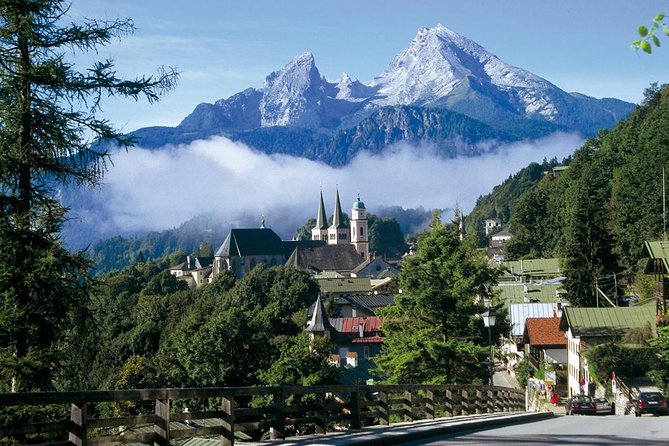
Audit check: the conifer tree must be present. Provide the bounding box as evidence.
[374,211,502,384]
[0,0,177,391]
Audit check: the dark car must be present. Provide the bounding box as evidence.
[566,395,596,415]
[594,397,614,415]
[635,392,668,416]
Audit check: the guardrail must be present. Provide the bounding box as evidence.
[0,384,525,445]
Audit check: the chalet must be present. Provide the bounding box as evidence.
[641,240,669,314]
[522,317,566,368]
[306,295,384,368]
[559,306,656,397]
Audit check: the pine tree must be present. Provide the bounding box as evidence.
[374,211,502,383]
[0,0,177,391]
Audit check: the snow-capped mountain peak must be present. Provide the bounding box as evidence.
[260,51,327,127]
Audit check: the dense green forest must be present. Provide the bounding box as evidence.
[468,84,669,302]
[47,256,338,392]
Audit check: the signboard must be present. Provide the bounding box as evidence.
[544,371,556,385]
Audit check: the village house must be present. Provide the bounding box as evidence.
[559,306,656,397]
[306,295,384,368]
[169,255,214,289]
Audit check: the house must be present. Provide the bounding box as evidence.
[306,295,384,367]
[315,293,395,318]
[559,306,656,397]
[351,256,400,279]
[487,229,512,259]
[316,276,373,297]
[641,240,669,314]
[522,317,567,367]
[169,255,213,289]
[498,258,564,284]
[484,218,501,236]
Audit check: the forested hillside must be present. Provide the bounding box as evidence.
[466,157,568,244]
[473,84,669,304]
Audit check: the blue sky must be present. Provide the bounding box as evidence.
[70,0,669,131]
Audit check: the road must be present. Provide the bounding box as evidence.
[401,414,669,445]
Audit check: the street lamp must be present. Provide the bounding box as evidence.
[482,309,497,386]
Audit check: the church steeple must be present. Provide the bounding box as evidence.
[316,191,328,229]
[351,193,369,259]
[306,294,333,339]
[312,190,329,241]
[328,188,349,244]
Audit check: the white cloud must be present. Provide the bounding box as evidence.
[80,132,583,241]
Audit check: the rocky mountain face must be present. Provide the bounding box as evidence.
[130,24,635,165]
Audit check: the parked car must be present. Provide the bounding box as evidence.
[594,397,614,415]
[635,392,668,416]
[566,395,596,415]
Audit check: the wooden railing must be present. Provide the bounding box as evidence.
[0,384,525,445]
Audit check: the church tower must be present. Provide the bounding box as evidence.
[350,194,369,259]
[311,190,329,241]
[327,189,349,245]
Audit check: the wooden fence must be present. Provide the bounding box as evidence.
[0,384,525,445]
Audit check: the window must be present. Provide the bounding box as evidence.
[360,227,364,236]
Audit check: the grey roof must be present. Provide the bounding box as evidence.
[214,228,286,257]
[509,303,560,337]
[315,191,328,230]
[343,294,395,311]
[306,295,333,332]
[286,244,365,273]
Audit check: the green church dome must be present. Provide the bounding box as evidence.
[353,195,365,210]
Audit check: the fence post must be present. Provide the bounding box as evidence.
[270,388,285,440]
[425,390,435,420]
[461,389,470,416]
[349,388,361,429]
[378,390,389,426]
[221,395,235,446]
[69,401,87,446]
[403,390,414,422]
[154,398,170,446]
[315,393,327,434]
[475,388,483,414]
[444,388,453,417]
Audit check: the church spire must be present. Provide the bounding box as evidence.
[306,294,333,334]
[331,188,347,229]
[315,190,328,229]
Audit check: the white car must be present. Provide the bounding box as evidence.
[594,397,614,415]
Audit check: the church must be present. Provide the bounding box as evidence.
[203,190,370,280]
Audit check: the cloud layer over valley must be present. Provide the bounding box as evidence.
[67,133,584,246]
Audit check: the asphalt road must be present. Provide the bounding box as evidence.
[400,414,669,445]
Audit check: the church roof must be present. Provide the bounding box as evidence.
[286,244,366,273]
[353,194,365,210]
[214,228,286,257]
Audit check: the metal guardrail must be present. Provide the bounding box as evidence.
[0,384,525,445]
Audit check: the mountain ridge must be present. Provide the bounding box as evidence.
[126,24,634,165]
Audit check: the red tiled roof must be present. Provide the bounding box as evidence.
[351,335,384,343]
[332,317,382,333]
[524,317,565,347]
